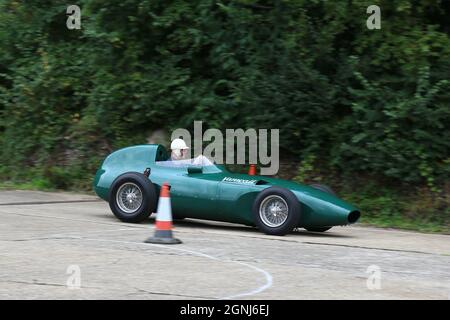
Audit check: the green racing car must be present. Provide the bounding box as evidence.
[93,144,360,236]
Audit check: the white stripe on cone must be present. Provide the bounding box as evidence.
[156,197,172,222]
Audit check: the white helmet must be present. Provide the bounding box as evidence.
[170,138,189,150]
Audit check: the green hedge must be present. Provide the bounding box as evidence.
[0,0,449,189]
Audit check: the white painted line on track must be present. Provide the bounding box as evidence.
[0,208,274,298]
[63,235,273,300]
[220,261,273,299]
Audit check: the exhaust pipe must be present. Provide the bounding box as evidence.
[348,210,361,224]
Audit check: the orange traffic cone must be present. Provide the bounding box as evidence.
[248,164,257,175]
[144,182,182,244]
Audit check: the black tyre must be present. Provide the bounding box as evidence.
[252,187,301,236]
[305,184,335,232]
[108,172,157,223]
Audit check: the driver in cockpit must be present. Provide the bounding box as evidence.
[168,138,213,166]
[169,138,190,161]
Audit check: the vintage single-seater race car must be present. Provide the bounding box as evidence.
[93,144,360,236]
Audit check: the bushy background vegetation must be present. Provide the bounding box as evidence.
[0,0,448,232]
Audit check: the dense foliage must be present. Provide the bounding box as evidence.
[0,1,449,198]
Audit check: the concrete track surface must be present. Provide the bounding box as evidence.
[0,190,449,300]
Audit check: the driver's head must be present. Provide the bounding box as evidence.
[170,138,189,160]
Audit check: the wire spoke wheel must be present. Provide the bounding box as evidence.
[109,172,156,223]
[259,195,289,227]
[116,182,143,214]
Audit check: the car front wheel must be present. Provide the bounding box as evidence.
[108,172,157,223]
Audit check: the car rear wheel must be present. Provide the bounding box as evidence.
[109,172,157,223]
[305,184,335,232]
[252,187,301,236]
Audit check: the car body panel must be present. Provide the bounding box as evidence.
[94,144,360,228]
